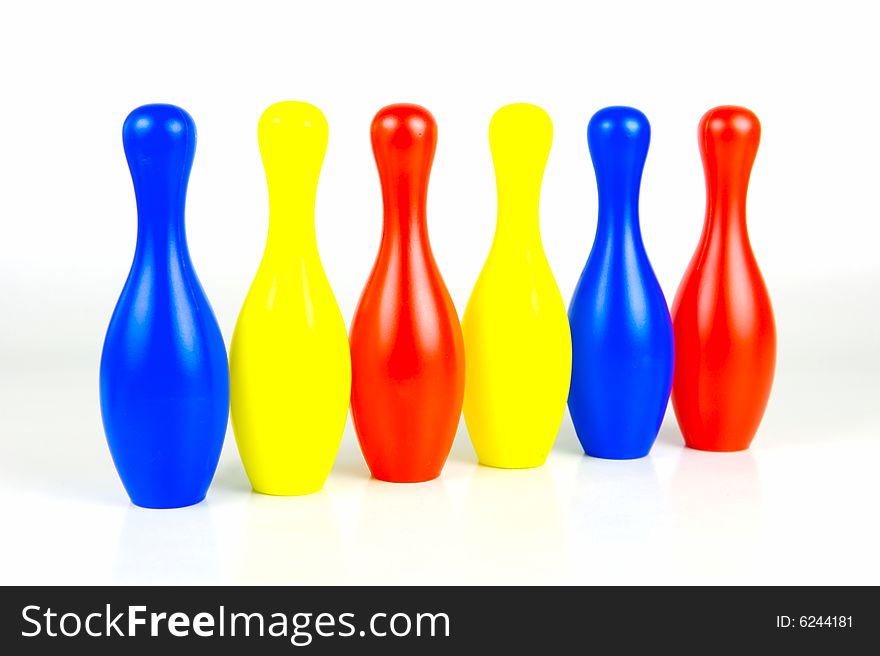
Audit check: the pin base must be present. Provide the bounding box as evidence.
[368,469,443,484]
[476,456,549,470]
[582,447,652,461]
[250,482,325,497]
[683,441,753,453]
[128,493,208,510]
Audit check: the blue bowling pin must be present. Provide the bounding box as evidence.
[568,106,674,459]
[100,104,229,508]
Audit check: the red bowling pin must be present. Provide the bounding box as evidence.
[350,104,465,482]
[671,106,776,451]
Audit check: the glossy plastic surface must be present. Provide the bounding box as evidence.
[350,104,465,483]
[462,103,571,468]
[568,106,674,459]
[671,106,776,451]
[99,104,229,508]
[229,102,351,495]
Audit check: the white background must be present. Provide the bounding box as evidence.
[1,0,878,584]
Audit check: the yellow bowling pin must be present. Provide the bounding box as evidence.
[230,101,351,495]
[462,103,572,468]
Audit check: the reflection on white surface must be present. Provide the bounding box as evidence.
[349,476,459,584]
[458,463,564,583]
[665,448,762,581]
[233,491,346,585]
[115,503,220,584]
[567,454,664,583]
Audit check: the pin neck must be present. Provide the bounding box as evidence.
[494,194,541,246]
[381,216,430,261]
[491,155,544,247]
[593,147,643,228]
[699,113,758,243]
[701,169,753,254]
[380,173,429,245]
[597,197,639,227]
[706,182,748,225]
[133,187,190,263]
[595,189,645,257]
[263,171,320,257]
[594,210,645,259]
[124,133,194,266]
[703,206,750,254]
[267,200,317,239]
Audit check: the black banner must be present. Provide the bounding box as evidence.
[1,586,873,652]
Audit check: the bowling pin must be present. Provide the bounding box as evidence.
[229,102,351,496]
[100,104,229,509]
[462,103,571,468]
[568,106,674,459]
[349,104,465,483]
[671,106,776,451]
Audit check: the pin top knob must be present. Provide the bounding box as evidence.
[123,103,195,166]
[258,101,329,180]
[372,103,436,154]
[489,103,552,192]
[588,106,650,214]
[699,106,761,203]
[588,106,649,169]
[371,104,437,224]
[122,103,196,222]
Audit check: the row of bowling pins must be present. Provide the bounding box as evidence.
[99,102,776,509]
